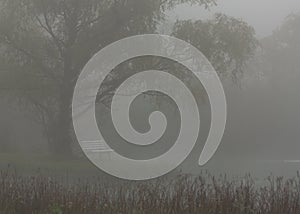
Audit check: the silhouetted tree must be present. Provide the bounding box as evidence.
[0,0,216,155]
[172,14,258,81]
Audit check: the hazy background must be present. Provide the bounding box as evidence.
[172,0,300,37]
[1,0,300,179]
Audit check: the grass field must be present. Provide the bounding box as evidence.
[1,153,300,213]
[1,166,300,213]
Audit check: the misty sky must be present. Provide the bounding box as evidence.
[172,0,300,37]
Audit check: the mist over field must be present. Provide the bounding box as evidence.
[0,0,299,178]
[2,0,300,213]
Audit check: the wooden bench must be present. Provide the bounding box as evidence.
[80,140,114,153]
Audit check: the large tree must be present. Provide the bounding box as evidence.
[0,0,216,155]
[172,14,258,81]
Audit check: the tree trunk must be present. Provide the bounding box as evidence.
[47,84,74,157]
[47,18,79,157]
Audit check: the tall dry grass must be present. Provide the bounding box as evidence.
[1,168,300,214]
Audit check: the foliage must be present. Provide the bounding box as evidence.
[0,0,258,155]
[173,13,258,80]
[0,0,215,154]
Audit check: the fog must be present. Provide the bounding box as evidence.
[172,0,300,37]
[174,0,300,177]
[1,0,300,179]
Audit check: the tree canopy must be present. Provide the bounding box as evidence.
[172,14,258,80]
[0,0,258,155]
